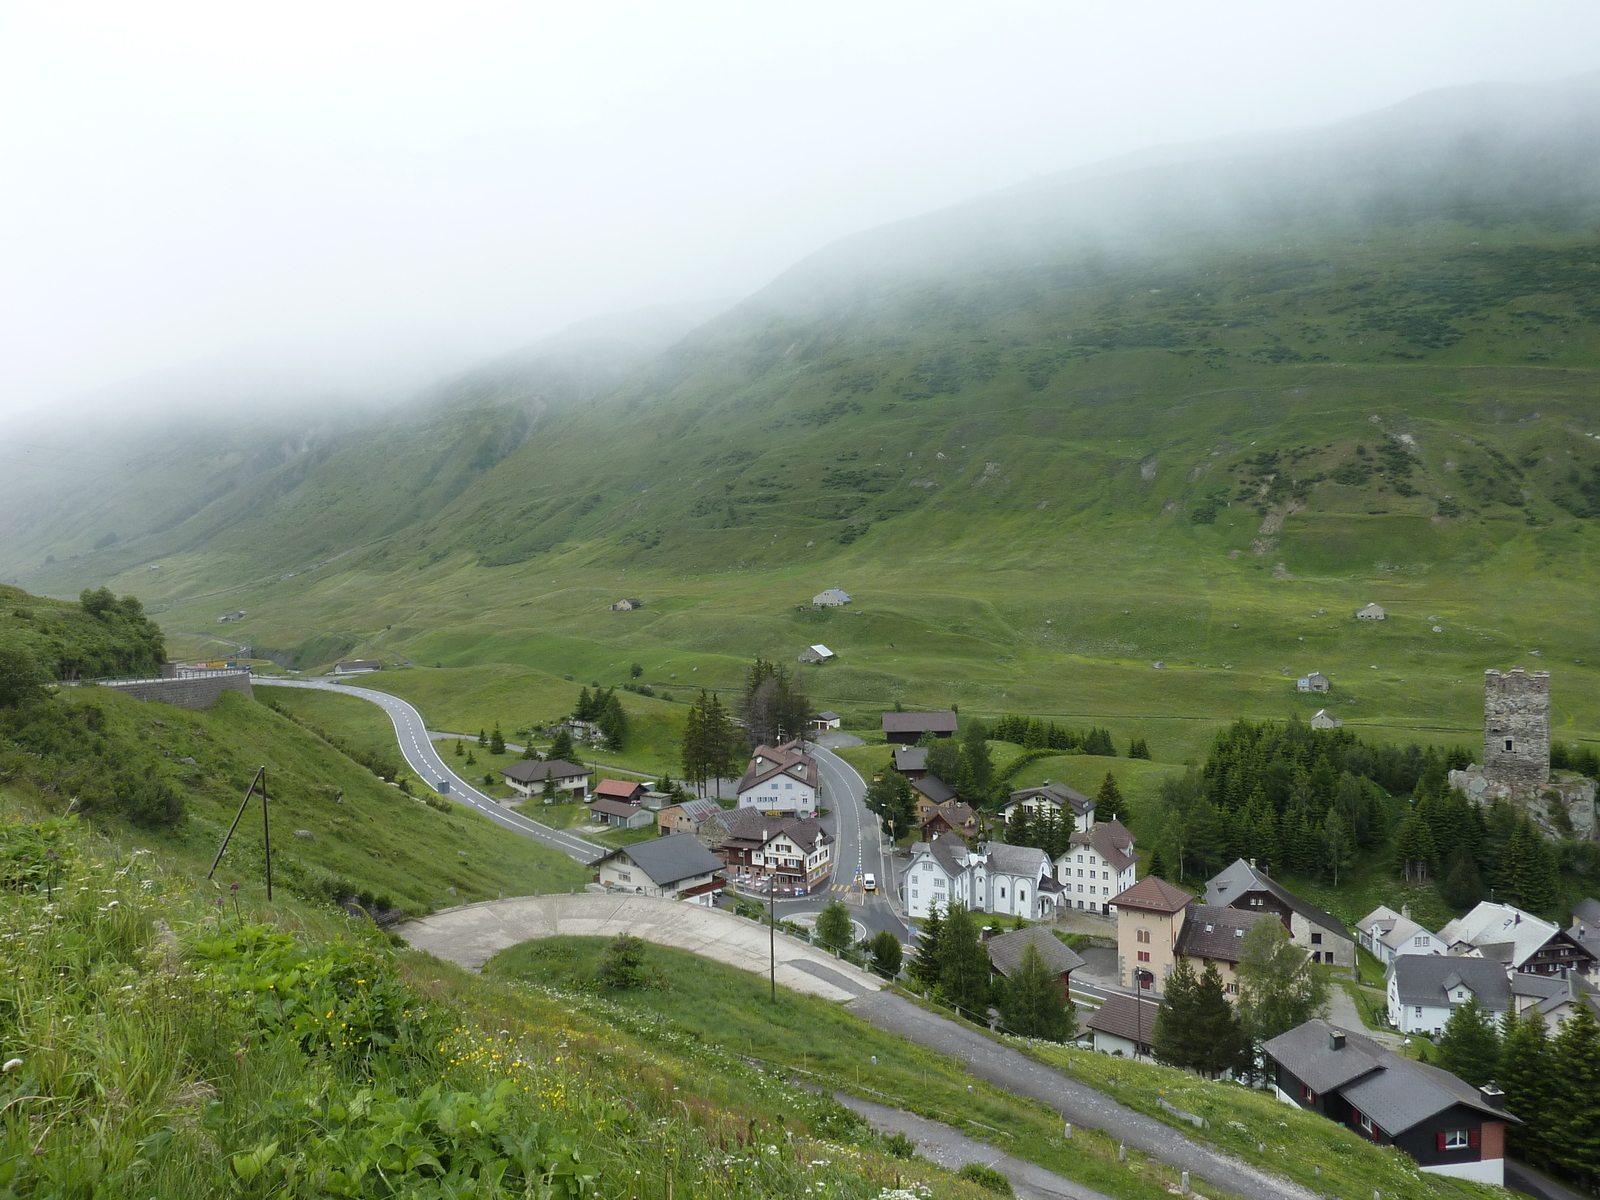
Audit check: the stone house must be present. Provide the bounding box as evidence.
[1297,671,1330,692]
[1310,709,1342,730]
[812,588,851,607]
[797,644,835,664]
[1355,603,1386,620]
[655,797,725,840]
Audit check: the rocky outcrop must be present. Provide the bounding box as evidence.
[1448,765,1597,842]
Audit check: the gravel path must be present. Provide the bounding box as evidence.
[846,992,1320,1200]
[837,1092,1112,1200]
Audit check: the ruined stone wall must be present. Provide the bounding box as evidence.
[1483,667,1550,789]
[99,672,253,710]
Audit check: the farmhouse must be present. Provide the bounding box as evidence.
[1310,709,1342,730]
[1296,671,1330,693]
[499,758,590,801]
[1509,969,1600,1033]
[736,740,820,817]
[797,644,835,664]
[1204,858,1354,967]
[655,797,724,840]
[919,802,978,841]
[1085,993,1157,1058]
[892,746,928,779]
[1355,602,1387,620]
[1386,954,1511,1035]
[812,588,852,607]
[1002,781,1094,832]
[594,834,725,905]
[217,610,246,623]
[1264,1020,1517,1185]
[608,598,644,611]
[1355,905,1445,963]
[881,710,958,744]
[1440,901,1596,977]
[593,778,645,806]
[809,711,842,732]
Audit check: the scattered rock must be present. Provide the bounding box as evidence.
[293,829,314,840]
[1140,456,1158,480]
[1227,550,1241,560]
[179,756,197,765]
[1153,662,1166,669]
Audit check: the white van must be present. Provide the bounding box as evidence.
[863,872,877,892]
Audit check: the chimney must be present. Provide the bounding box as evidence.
[1479,1083,1506,1111]
[1249,857,1256,870]
[1329,1031,1346,1052]
[1401,905,1411,920]
[981,926,994,942]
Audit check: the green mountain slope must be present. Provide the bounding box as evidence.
[13,80,1600,743]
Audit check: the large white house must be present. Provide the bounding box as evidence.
[1055,819,1137,914]
[1386,954,1511,1035]
[736,740,819,817]
[1356,905,1446,964]
[1440,901,1597,978]
[902,835,1065,922]
[594,834,727,906]
[1000,781,1094,832]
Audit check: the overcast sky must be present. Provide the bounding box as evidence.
[2,1,1598,420]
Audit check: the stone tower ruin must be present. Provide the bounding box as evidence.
[1483,667,1550,790]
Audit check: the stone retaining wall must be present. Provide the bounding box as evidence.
[99,672,253,710]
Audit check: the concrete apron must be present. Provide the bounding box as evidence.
[398,893,885,1003]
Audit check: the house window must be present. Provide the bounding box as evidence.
[1441,1130,1471,1150]
[1137,951,1151,963]
[1356,1111,1375,1136]
[1137,929,1151,944]
[617,871,631,883]
[1311,952,1321,964]
[1414,935,1426,946]
[1311,933,1323,945]
[1077,869,1084,878]
[1000,887,1007,898]
[1301,1084,1317,1103]
[1504,740,1514,752]
[1415,1006,1424,1019]
[911,889,918,898]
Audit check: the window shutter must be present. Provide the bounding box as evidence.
[1469,1130,1480,1149]
[1436,1132,1447,1152]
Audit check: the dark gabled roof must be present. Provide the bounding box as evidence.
[591,797,644,819]
[1388,954,1512,1011]
[894,746,928,771]
[816,710,841,721]
[1007,781,1093,814]
[1111,876,1192,914]
[500,758,589,783]
[1263,1019,1518,1136]
[601,833,725,887]
[1205,858,1350,940]
[714,808,831,850]
[911,775,958,805]
[987,926,1085,979]
[1068,821,1137,873]
[737,740,819,793]
[1174,904,1275,963]
[881,711,958,734]
[985,841,1051,879]
[910,832,973,880]
[1085,993,1157,1046]
[1573,897,1600,928]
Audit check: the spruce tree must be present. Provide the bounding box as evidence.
[454,738,464,758]
[1322,808,1355,886]
[489,724,506,755]
[599,691,627,751]
[1552,999,1600,1185]
[1152,956,1200,1069]
[1440,846,1486,910]
[1393,813,1437,882]
[540,775,558,804]
[1193,960,1250,1077]
[478,728,489,747]
[574,687,593,721]
[999,943,1074,1041]
[908,904,945,990]
[959,720,994,800]
[1144,847,1167,880]
[1497,1008,1554,1166]
[548,728,575,763]
[1096,773,1124,822]
[1436,997,1500,1087]
[938,903,993,1021]
[1128,737,1152,760]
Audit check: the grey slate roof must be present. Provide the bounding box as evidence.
[501,758,589,784]
[1264,1019,1516,1136]
[1389,954,1512,1012]
[1007,781,1093,814]
[912,775,958,805]
[1174,904,1275,962]
[1085,993,1157,1046]
[894,746,929,772]
[984,841,1051,879]
[1067,820,1137,873]
[1572,897,1600,929]
[882,710,958,735]
[986,926,1085,979]
[602,833,724,887]
[911,832,974,880]
[1205,858,1350,941]
[664,798,724,825]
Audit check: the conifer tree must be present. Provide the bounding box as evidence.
[1441,846,1486,909]
[1192,960,1250,1077]
[1322,808,1355,886]
[1096,772,1124,822]
[478,728,489,747]
[959,719,994,800]
[540,775,558,804]
[908,904,945,990]
[1006,802,1034,847]
[1128,736,1152,760]
[1552,1000,1600,1184]
[548,728,575,763]
[1498,1008,1554,1166]
[574,687,593,721]
[682,692,708,789]
[1393,812,1437,882]
[598,690,627,751]
[869,929,903,979]
[999,943,1074,1041]
[938,903,992,1020]
[1152,956,1200,1068]
[465,749,477,766]
[1436,997,1500,1088]
[489,724,506,755]
[454,738,464,757]
[1144,847,1167,880]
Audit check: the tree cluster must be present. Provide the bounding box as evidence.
[1438,1001,1600,1190]
[1400,778,1560,913]
[906,902,993,1021]
[680,690,741,794]
[573,686,627,751]
[742,657,810,748]
[989,715,1117,757]
[1152,957,1249,1076]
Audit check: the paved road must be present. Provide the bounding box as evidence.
[256,679,603,863]
[846,991,1320,1200]
[399,893,883,1002]
[837,1093,1112,1200]
[806,740,908,941]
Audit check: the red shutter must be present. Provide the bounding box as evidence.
[1437,1132,1448,1152]
[1469,1130,1480,1149]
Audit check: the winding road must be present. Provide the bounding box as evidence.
[256,678,604,863]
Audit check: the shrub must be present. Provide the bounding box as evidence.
[957,1162,1014,1194]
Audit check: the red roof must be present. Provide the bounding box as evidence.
[1110,875,1193,914]
[595,779,644,800]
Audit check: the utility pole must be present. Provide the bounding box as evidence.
[767,835,776,1002]
[208,765,271,900]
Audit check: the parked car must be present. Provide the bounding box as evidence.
[863,872,877,892]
